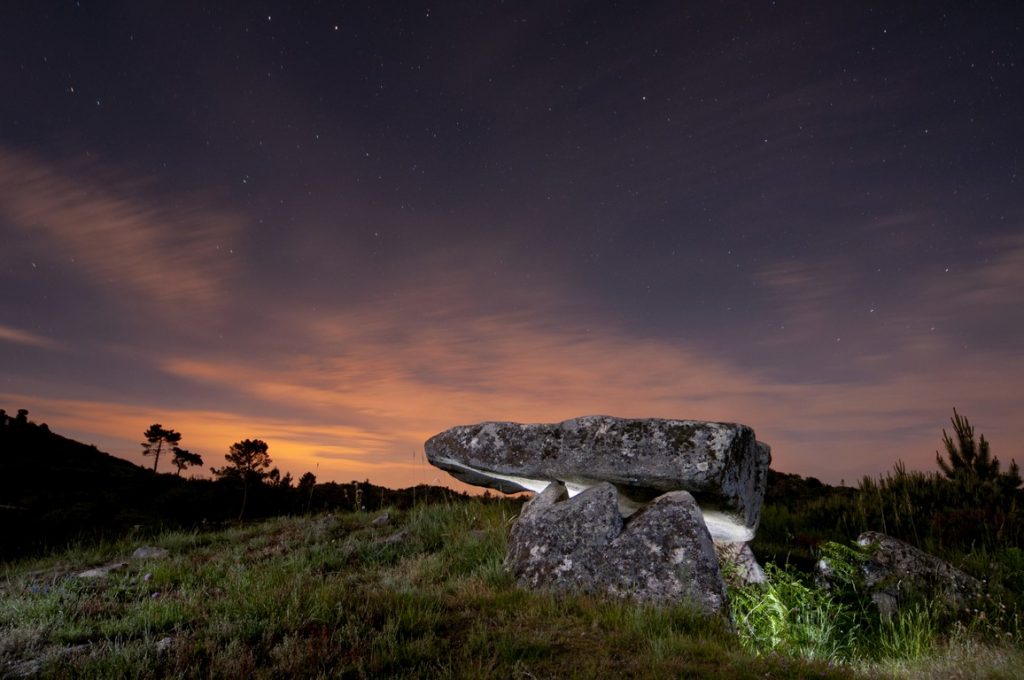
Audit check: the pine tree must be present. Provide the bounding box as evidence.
[936,409,1021,490]
[170,446,204,476]
[142,424,182,473]
[211,439,271,520]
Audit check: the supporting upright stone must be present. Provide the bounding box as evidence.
[505,481,730,617]
[505,482,623,592]
[603,489,730,616]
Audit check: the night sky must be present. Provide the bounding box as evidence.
[2,2,1022,488]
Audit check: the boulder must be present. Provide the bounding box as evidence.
[856,531,983,617]
[505,481,729,616]
[131,546,169,560]
[425,415,771,541]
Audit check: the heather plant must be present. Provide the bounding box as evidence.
[849,461,1024,555]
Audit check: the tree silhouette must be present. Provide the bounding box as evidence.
[266,467,293,489]
[936,408,1021,491]
[170,446,204,476]
[141,424,181,472]
[211,438,271,520]
[298,471,317,512]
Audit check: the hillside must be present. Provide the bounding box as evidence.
[0,413,467,560]
[4,502,1023,678]
[2,413,1024,676]
[0,503,847,678]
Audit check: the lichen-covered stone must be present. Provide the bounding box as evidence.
[505,481,729,617]
[425,415,771,540]
[856,531,984,617]
[604,490,730,616]
[505,482,623,591]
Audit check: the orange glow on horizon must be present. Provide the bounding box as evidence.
[4,305,1022,489]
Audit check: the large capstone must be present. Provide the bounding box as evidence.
[506,481,729,616]
[425,415,771,541]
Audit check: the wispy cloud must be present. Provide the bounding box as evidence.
[0,324,62,350]
[154,295,1024,485]
[5,211,1022,490]
[752,222,1024,379]
[0,147,241,312]
[5,281,1023,489]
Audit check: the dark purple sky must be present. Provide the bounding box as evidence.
[2,2,1022,486]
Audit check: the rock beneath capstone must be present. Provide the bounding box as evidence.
[132,546,169,560]
[506,481,729,616]
[714,541,766,586]
[425,416,770,541]
[856,531,984,617]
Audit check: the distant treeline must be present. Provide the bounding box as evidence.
[2,407,1021,569]
[0,410,498,560]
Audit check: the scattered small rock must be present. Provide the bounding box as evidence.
[371,512,390,527]
[5,644,91,678]
[380,528,410,546]
[132,546,169,560]
[155,636,174,654]
[6,658,42,679]
[76,562,128,578]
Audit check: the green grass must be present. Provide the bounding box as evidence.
[1,502,1020,679]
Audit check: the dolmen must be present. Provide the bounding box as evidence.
[425,415,771,617]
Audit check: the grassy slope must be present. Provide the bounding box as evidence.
[2,500,857,679]
[2,500,1021,679]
